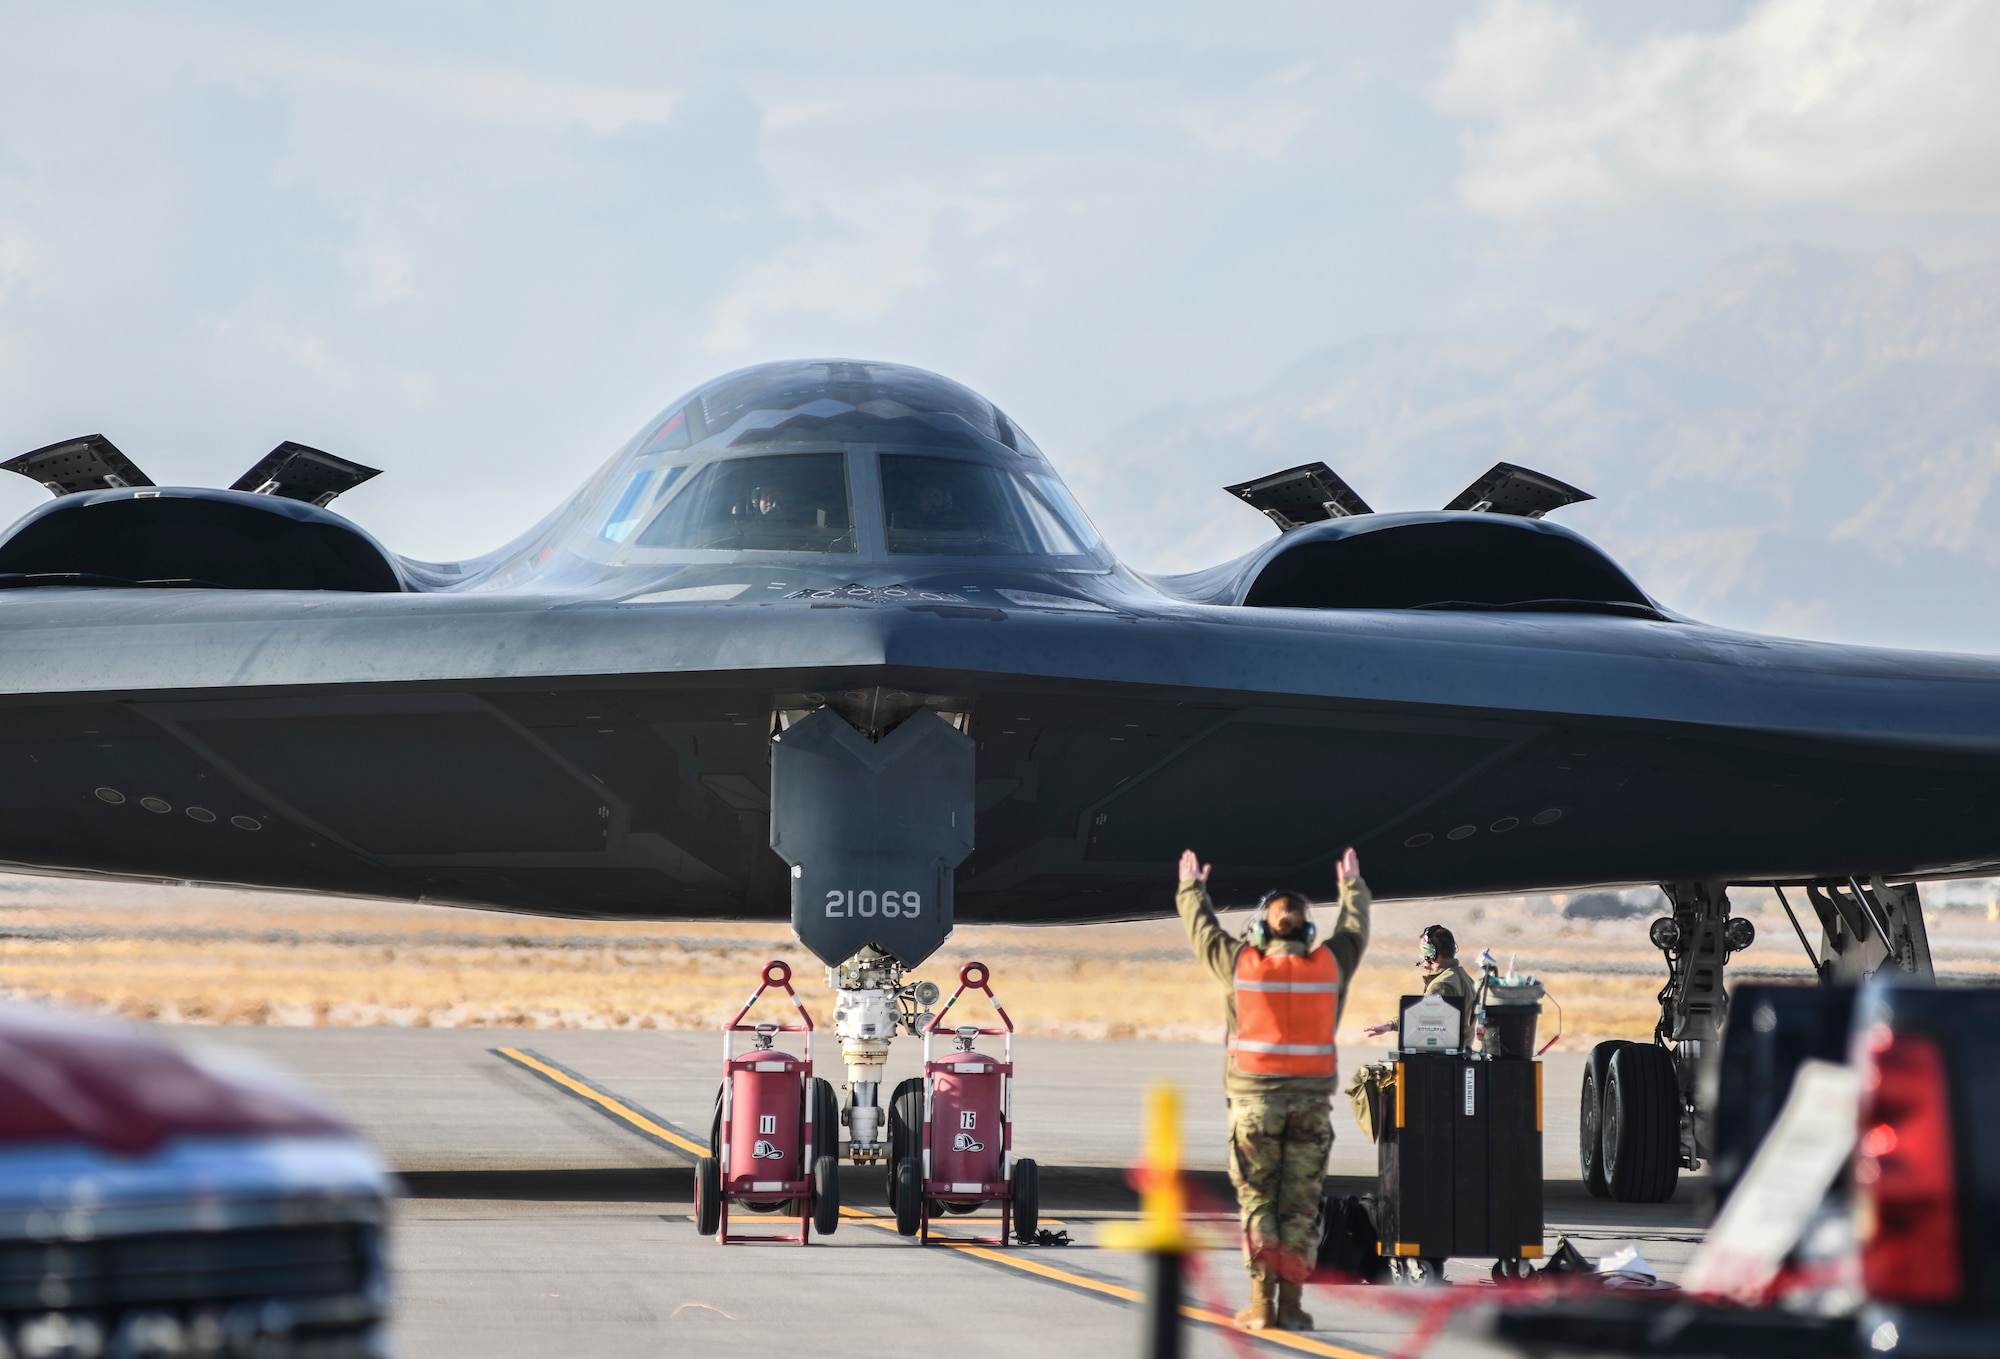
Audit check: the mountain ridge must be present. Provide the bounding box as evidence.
[1070,243,2000,652]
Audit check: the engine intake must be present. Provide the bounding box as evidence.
[1241,515,1659,617]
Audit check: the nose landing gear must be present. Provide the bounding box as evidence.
[828,947,940,1168]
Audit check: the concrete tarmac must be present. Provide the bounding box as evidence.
[168,1026,1709,1359]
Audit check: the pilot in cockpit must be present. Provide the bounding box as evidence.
[903,478,973,534]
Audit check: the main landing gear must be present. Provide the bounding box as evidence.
[1580,875,1935,1203]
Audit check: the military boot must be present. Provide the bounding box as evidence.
[1276,1281,1314,1331]
[1234,1277,1276,1330]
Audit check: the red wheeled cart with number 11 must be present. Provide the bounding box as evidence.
[891,961,1039,1245]
[693,960,840,1244]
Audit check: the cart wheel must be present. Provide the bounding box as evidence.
[812,1155,840,1237]
[941,1200,979,1215]
[1396,1257,1445,1286]
[1491,1259,1529,1283]
[894,1158,922,1237]
[695,1155,721,1237]
[1579,1041,1625,1198]
[809,1077,839,1163]
[885,1076,925,1205]
[1011,1158,1040,1243]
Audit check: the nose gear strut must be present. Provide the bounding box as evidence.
[829,948,940,1164]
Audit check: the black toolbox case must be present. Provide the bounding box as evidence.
[1376,1052,1543,1262]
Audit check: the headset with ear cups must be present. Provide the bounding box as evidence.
[1246,888,1316,950]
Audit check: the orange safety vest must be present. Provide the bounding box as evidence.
[1229,944,1340,1077]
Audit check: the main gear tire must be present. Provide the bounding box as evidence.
[885,1076,925,1206]
[694,1155,721,1237]
[811,1154,840,1238]
[1604,1042,1681,1203]
[1579,1040,1627,1199]
[894,1157,923,1237]
[1011,1157,1040,1244]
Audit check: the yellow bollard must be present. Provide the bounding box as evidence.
[1102,1082,1190,1359]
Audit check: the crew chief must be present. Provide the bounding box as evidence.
[1363,924,1476,1050]
[1177,846,1370,1332]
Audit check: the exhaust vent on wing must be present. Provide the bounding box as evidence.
[1224,462,1373,532]
[1,435,156,496]
[230,442,382,506]
[1443,463,1592,518]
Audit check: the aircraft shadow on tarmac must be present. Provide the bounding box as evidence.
[393,1166,1703,1237]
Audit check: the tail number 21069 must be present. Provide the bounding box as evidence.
[825,890,922,919]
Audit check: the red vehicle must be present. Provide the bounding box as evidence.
[0,1002,390,1357]
[694,961,840,1244]
[889,962,1038,1245]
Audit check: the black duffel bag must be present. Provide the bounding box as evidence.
[1317,1191,1392,1283]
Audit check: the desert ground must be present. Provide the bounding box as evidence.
[3,873,1996,1046]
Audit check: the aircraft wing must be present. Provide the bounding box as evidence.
[1,360,1996,932]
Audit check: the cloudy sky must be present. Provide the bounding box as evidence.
[2,0,1997,604]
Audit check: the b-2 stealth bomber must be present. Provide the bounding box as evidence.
[0,359,1988,1200]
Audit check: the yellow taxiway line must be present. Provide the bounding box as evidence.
[494,1047,709,1160]
[838,1208,1378,1359]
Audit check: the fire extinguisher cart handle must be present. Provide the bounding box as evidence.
[722,959,816,1055]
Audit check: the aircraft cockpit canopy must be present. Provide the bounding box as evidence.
[635,452,854,554]
[582,360,1103,565]
[878,454,1094,557]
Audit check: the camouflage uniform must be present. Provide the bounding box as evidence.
[1178,877,1370,1284]
[1227,1092,1336,1281]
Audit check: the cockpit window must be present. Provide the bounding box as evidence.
[635,453,854,553]
[599,471,654,543]
[599,466,689,543]
[879,454,1092,556]
[1025,472,1102,553]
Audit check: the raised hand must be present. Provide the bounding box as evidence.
[1177,849,1212,884]
[1336,847,1360,885]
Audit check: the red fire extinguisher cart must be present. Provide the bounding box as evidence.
[694,960,840,1244]
[892,961,1039,1245]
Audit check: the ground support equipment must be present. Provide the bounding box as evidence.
[891,961,1039,1245]
[1375,1041,1544,1283]
[694,960,839,1245]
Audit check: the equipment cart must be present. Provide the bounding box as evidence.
[694,960,840,1244]
[889,962,1039,1245]
[1376,992,1545,1282]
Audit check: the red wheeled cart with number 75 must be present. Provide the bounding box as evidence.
[693,960,840,1244]
[889,961,1039,1245]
